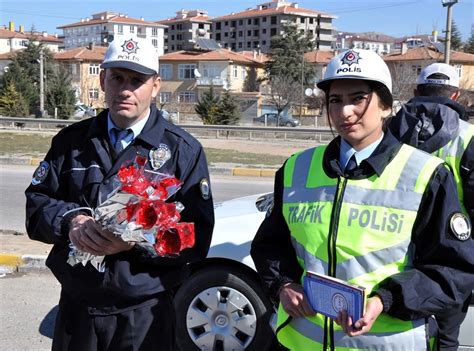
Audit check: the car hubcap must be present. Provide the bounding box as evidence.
[186,286,257,351]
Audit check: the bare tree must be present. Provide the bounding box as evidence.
[266,75,303,124]
[387,63,418,108]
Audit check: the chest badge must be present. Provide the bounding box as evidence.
[450,213,471,241]
[149,143,171,170]
[31,161,50,185]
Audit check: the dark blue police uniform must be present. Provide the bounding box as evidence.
[25,106,214,350]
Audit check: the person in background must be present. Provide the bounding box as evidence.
[25,36,214,351]
[251,49,474,350]
[389,62,474,350]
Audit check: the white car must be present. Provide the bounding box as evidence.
[173,193,275,351]
[173,193,474,351]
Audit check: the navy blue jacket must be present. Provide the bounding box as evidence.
[25,107,214,309]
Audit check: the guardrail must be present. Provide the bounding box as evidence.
[0,117,335,143]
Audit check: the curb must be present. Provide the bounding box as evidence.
[0,253,48,274]
[0,157,277,178]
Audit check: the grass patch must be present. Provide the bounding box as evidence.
[0,132,285,167]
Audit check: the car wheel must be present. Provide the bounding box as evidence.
[285,122,293,127]
[174,266,275,351]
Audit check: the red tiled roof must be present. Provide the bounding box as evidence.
[54,46,107,61]
[304,50,335,64]
[384,46,474,63]
[213,5,334,21]
[58,16,161,29]
[156,16,213,24]
[0,29,62,43]
[159,49,266,65]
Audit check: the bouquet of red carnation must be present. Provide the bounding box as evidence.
[67,154,195,271]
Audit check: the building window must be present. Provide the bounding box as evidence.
[247,42,251,48]
[239,19,243,25]
[262,17,267,22]
[411,65,422,75]
[271,28,277,36]
[233,65,238,78]
[216,33,221,41]
[137,27,143,35]
[178,64,196,79]
[241,68,246,79]
[70,64,77,75]
[89,89,99,100]
[231,21,236,27]
[160,92,172,103]
[247,19,252,25]
[177,34,183,40]
[160,64,172,80]
[89,64,100,75]
[254,30,259,36]
[177,44,183,50]
[152,39,158,47]
[271,16,277,24]
[238,31,243,37]
[262,28,267,34]
[177,23,183,30]
[454,64,462,78]
[130,26,135,33]
[247,30,251,36]
[199,23,204,29]
[117,25,123,34]
[178,91,196,103]
[152,28,158,36]
[254,18,259,25]
[238,42,243,48]
[216,22,221,30]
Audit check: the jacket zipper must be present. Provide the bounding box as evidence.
[325,176,347,351]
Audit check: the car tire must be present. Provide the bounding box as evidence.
[285,122,293,127]
[174,265,275,351]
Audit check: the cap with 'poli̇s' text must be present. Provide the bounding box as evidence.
[416,63,459,88]
[101,36,159,75]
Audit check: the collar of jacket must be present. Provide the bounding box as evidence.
[389,96,464,153]
[86,105,166,150]
[323,131,402,179]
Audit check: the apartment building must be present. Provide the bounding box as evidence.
[158,48,267,121]
[57,11,166,55]
[335,32,393,55]
[211,0,335,53]
[54,44,108,108]
[156,9,213,53]
[0,22,62,55]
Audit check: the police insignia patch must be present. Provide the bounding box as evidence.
[121,38,139,55]
[149,144,171,170]
[341,50,361,66]
[200,178,210,200]
[449,213,471,241]
[31,161,50,185]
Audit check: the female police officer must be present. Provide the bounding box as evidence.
[251,49,474,350]
[25,36,214,350]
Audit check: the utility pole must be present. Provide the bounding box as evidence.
[442,0,458,64]
[39,49,45,117]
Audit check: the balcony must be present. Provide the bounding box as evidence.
[196,77,226,86]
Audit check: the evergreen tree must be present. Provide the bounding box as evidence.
[217,90,240,125]
[45,66,76,119]
[0,80,29,116]
[450,21,463,51]
[464,31,474,54]
[195,86,221,124]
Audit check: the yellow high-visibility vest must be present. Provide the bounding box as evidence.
[434,120,474,214]
[278,144,443,350]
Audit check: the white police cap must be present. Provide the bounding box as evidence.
[317,49,392,93]
[101,36,159,75]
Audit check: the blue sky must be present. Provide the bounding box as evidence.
[1,0,472,41]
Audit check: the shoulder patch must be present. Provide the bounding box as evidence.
[449,213,471,241]
[200,178,211,200]
[31,161,50,185]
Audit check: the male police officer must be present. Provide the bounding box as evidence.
[25,36,214,351]
[389,63,474,350]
